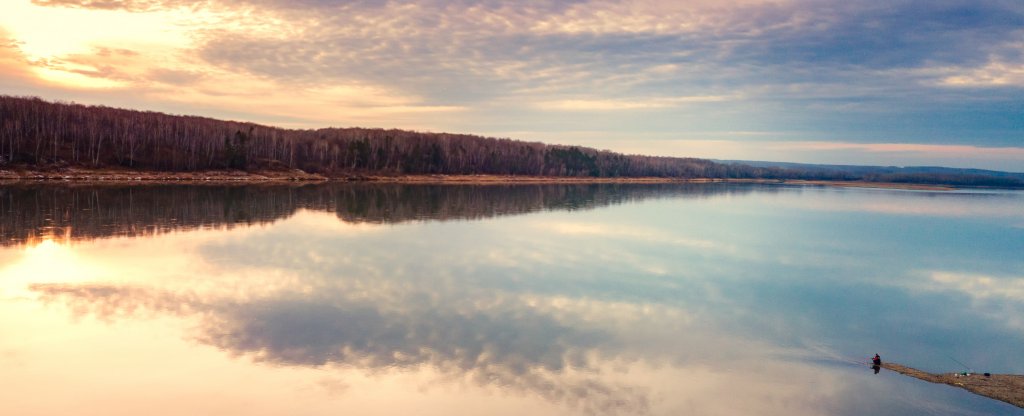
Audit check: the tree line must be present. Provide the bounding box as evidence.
[1,95,1021,187]
[0,95,718,177]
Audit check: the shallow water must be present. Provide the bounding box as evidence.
[1,183,1022,415]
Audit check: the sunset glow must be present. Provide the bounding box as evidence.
[1,0,1021,170]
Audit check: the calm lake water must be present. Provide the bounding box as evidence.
[1,183,1022,415]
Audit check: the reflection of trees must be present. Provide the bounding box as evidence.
[32,283,648,415]
[0,185,297,245]
[0,183,765,245]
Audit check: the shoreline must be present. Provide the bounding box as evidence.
[0,168,968,190]
[883,363,1024,409]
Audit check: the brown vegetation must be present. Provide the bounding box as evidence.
[0,166,326,182]
[883,362,1024,409]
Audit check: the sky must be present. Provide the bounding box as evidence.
[0,0,1022,171]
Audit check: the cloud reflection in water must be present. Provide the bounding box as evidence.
[31,281,652,415]
[5,184,1024,415]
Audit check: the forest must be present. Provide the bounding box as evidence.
[1,95,1021,187]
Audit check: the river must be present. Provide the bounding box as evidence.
[1,183,1021,415]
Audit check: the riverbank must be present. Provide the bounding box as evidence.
[0,167,962,190]
[0,167,328,182]
[883,363,1024,409]
[357,176,957,190]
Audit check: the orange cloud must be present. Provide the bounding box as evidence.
[0,29,40,87]
[0,0,465,128]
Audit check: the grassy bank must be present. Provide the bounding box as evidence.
[0,167,969,190]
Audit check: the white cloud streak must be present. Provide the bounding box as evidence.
[3,0,1023,168]
[536,95,731,111]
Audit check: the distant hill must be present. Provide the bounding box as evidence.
[717,160,1024,187]
[718,160,1024,178]
[0,95,1021,188]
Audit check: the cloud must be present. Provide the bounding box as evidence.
[8,0,1024,166]
[30,0,176,11]
[154,0,1024,137]
[19,1,1024,99]
[0,27,102,96]
[940,59,1024,88]
[3,0,467,127]
[34,42,465,127]
[537,95,730,111]
[0,30,38,89]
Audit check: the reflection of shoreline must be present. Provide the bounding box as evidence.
[0,182,767,246]
[775,180,953,191]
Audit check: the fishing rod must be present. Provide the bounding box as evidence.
[946,354,973,373]
[944,354,1001,381]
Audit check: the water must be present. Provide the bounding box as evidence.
[1,183,1022,415]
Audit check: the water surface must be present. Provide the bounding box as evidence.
[1,183,1022,415]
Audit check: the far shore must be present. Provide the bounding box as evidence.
[0,167,966,191]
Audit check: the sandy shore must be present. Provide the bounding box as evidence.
[350,174,727,184]
[0,168,960,190]
[883,363,1024,409]
[0,167,328,182]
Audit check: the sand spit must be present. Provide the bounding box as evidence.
[883,363,1024,409]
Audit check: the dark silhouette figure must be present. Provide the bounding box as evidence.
[872,353,882,374]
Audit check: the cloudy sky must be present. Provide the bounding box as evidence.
[1,0,1022,171]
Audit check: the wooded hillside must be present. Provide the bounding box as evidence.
[1,95,1021,187]
[0,95,739,178]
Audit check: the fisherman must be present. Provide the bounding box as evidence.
[870,353,882,374]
